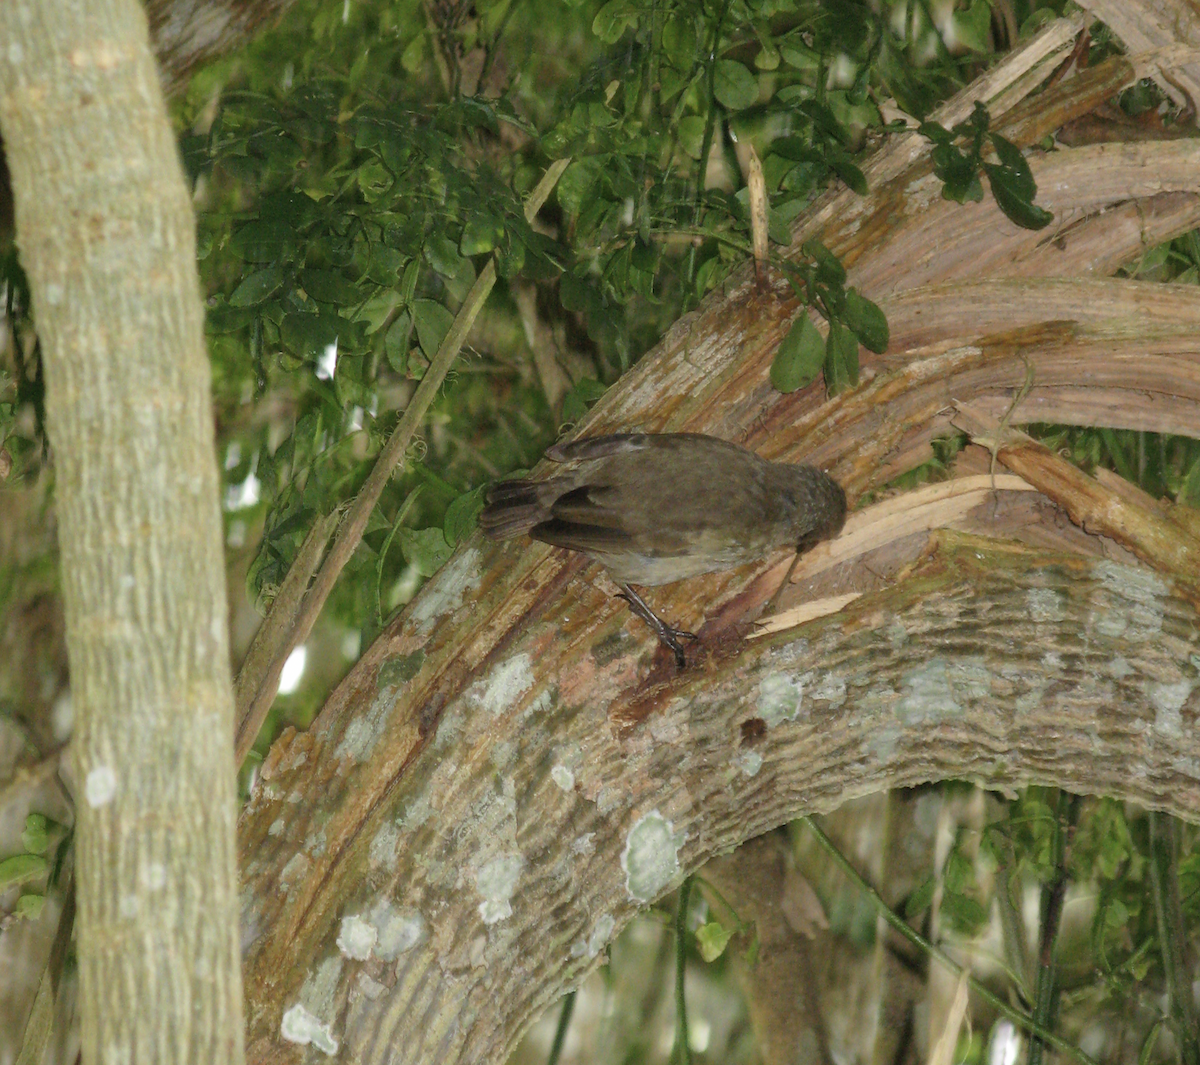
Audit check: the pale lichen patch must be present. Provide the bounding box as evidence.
[1093,560,1167,642]
[283,956,344,1056]
[885,618,909,646]
[596,786,623,814]
[409,548,482,633]
[369,899,425,959]
[622,810,685,902]
[734,750,762,777]
[551,764,575,791]
[1027,588,1066,624]
[896,658,961,724]
[1149,679,1194,737]
[369,821,401,871]
[140,863,166,891]
[572,833,596,856]
[571,913,616,959]
[356,973,386,1000]
[280,1004,338,1056]
[337,914,377,960]
[476,853,524,924]
[279,853,310,893]
[471,654,536,716]
[757,673,803,726]
[811,672,847,708]
[333,686,394,763]
[85,765,117,808]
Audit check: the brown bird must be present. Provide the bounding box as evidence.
[479,432,847,667]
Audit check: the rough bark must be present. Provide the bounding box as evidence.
[0,2,245,1063]
[239,533,1200,1065]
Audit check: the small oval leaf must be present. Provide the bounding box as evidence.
[771,315,825,393]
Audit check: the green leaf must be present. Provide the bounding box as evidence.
[984,162,1053,230]
[21,814,50,855]
[412,299,455,358]
[230,219,295,263]
[444,486,486,546]
[556,160,599,216]
[824,319,859,394]
[780,39,818,70]
[592,0,638,43]
[301,269,362,306]
[904,876,936,919]
[941,890,988,932]
[1179,453,1200,507]
[931,143,983,203]
[695,920,734,962]
[400,259,420,304]
[460,214,505,256]
[988,134,1036,198]
[384,312,413,372]
[801,238,846,286]
[560,377,609,423]
[399,526,453,577]
[0,852,48,890]
[206,303,256,334]
[843,288,889,353]
[400,31,427,73]
[424,236,469,282]
[770,315,825,393]
[368,245,408,284]
[951,0,993,53]
[826,150,867,195]
[280,312,339,359]
[228,267,285,307]
[357,161,393,202]
[675,115,705,160]
[15,893,45,920]
[713,60,759,111]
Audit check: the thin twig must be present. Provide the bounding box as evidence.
[233,158,570,768]
[1148,812,1200,1065]
[234,511,340,762]
[799,816,1100,1065]
[1028,791,1081,1065]
[672,877,693,1065]
[545,990,575,1065]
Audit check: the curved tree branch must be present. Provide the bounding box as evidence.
[234,15,1200,1064]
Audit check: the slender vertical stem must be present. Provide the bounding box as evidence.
[1148,812,1200,1065]
[546,991,576,1065]
[1028,791,1081,1065]
[673,877,694,1065]
[685,0,731,291]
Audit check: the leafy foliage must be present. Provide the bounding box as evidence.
[919,101,1053,229]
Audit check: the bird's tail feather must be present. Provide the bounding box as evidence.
[479,479,548,540]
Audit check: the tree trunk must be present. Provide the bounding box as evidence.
[232,19,1200,1065]
[0,2,245,1063]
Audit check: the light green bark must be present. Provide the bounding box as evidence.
[0,1,245,1062]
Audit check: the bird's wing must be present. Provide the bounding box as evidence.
[529,483,634,552]
[545,433,652,463]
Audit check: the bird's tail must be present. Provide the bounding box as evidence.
[479,480,549,540]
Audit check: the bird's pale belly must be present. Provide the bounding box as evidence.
[590,529,779,586]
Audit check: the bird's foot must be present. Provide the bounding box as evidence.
[617,585,698,669]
